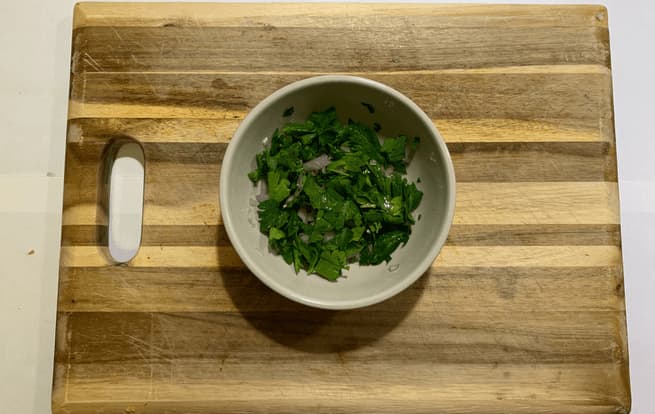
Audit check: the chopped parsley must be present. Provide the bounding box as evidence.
[249,107,423,281]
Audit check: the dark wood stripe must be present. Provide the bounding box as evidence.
[447,224,621,245]
[70,72,612,120]
[449,142,616,181]
[72,26,609,73]
[59,265,624,289]
[67,141,224,164]
[61,225,230,246]
[61,224,621,247]
[57,266,624,314]
[56,305,623,365]
[63,142,616,214]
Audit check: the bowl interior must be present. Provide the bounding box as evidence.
[221,76,454,309]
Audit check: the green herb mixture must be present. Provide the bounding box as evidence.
[248,107,423,281]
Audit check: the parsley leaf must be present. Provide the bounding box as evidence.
[269,227,285,241]
[267,170,291,203]
[315,249,347,281]
[360,230,410,265]
[381,135,407,172]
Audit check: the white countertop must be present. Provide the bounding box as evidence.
[1,1,653,413]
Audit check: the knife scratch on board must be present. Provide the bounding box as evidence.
[110,25,124,42]
[82,52,104,72]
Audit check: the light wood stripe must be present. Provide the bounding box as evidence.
[60,224,621,247]
[436,246,621,267]
[454,182,619,225]
[68,117,607,143]
[68,71,612,120]
[62,182,620,226]
[73,4,609,30]
[441,118,607,143]
[59,245,621,268]
[58,266,624,313]
[60,245,242,268]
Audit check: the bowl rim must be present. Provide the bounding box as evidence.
[220,75,456,310]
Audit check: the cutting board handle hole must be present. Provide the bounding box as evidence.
[97,137,145,264]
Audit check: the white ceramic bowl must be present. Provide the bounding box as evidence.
[220,75,455,310]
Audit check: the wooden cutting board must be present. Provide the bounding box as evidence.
[54,3,630,413]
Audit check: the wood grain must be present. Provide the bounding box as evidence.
[61,181,620,225]
[71,27,610,72]
[71,3,609,29]
[58,266,624,313]
[60,245,622,268]
[69,70,612,120]
[64,139,617,182]
[69,117,609,143]
[54,3,630,414]
[61,224,621,246]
